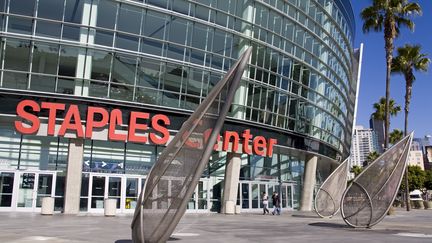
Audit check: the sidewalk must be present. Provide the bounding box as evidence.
[0,208,432,242]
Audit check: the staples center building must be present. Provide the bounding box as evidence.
[0,0,360,214]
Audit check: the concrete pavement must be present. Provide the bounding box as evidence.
[0,208,432,242]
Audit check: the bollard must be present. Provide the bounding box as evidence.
[41,197,54,215]
[104,199,117,217]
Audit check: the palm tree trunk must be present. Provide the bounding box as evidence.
[404,81,413,211]
[383,19,395,151]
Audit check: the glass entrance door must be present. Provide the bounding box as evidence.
[16,172,56,212]
[0,172,14,207]
[239,181,294,211]
[87,173,143,213]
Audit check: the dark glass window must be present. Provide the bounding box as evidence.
[32,42,60,74]
[147,0,167,9]
[2,72,28,89]
[112,54,137,86]
[117,4,141,34]
[115,34,139,51]
[143,11,166,39]
[8,17,33,35]
[62,25,80,41]
[110,83,133,101]
[137,58,160,88]
[140,38,163,56]
[95,30,114,47]
[36,21,62,38]
[64,0,84,24]
[91,50,112,81]
[168,17,187,45]
[96,0,117,29]
[89,81,108,98]
[58,45,81,77]
[10,0,35,16]
[171,0,189,15]
[30,74,56,92]
[4,39,31,71]
[38,0,65,20]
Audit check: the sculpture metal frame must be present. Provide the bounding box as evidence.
[340,133,413,228]
[131,48,252,243]
[314,158,349,218]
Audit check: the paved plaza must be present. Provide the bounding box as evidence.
[1,208,432,242]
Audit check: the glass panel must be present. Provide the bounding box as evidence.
[126,143,155,175]
[57,78,75,94]
[90,50,112,81]
[0,121,21,170]
[32,42,59,74]
[117,4,141,34]
[62,25,80,41]
[36,174,53,207]
[115,34,139,51]
[91,176,105,208]
[97,0,117,29]
[17,173,35,208]
[112,54,136,86]
[4,39,31,71]
[241,183,249,209]
[8,17,33,35]
[20,135,59,170]
[55,174,65,197]
[108,177,121,208]
[125,178,138,209]
[91,140,124,174]
[0,172,14,207]
[38,0,65,20]
[10,0,35,16]
[251,184,259,208]
[198,181,207,209]
[30,75,56,92]
[35,21,62,38]
[58,45,80,77]
[64,0,84,24]
[281,185,287,208]
[137,58,160,88]
[143,10,166,39]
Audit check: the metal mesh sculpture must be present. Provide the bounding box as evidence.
[341,133,413,228]
[315,158,349,218]
[131,48,252,243]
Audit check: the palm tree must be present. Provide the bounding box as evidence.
[364,151,380,167]
[361,0,422,151]
[372,97,401,121]
[389,129,403,144]
[392,44,430,136]
[391,44,430,212]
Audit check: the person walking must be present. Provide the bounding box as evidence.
[262,192,269,215]
[272,192,281,215]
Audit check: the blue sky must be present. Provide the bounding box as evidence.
[351,0,432,138]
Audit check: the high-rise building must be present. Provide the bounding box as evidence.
[369,116,384,153]
[349,126,380,168]
[0,0,359,214]
[408,140,425,170]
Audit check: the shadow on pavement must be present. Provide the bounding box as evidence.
[291,214,321,219]
[309,222,352,229]
[115,237,180,242]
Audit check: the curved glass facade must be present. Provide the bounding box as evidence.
[0,0,359,213]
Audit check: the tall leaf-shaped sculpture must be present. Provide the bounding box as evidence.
[341,133,413,228]
[131,48,252,243]
[315,158,349,218]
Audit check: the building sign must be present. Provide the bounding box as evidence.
[14,100,277,157]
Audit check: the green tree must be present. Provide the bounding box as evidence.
[425,170,432,191]
[372,97,401,121]
[351,165,363,177]
[365,151,380,166]
[400,165,426,191]
[389,129,403,144]
[392,44,430,136]
[361,0,421,150]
